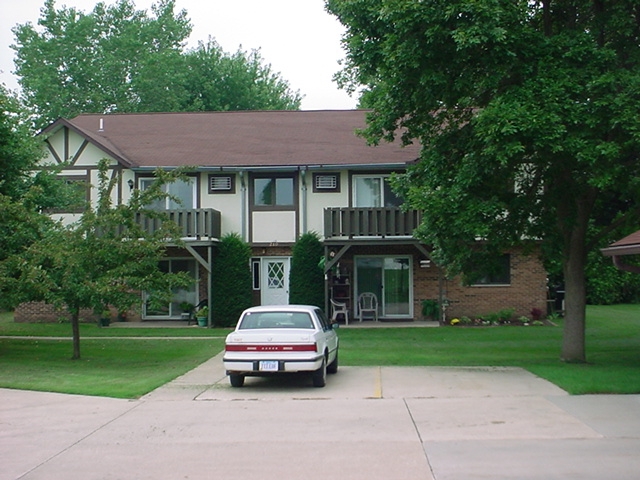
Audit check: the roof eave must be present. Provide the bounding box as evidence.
[40,118,136,169]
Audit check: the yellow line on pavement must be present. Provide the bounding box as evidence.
[373,366,383,399]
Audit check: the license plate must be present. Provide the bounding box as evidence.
[259,361,279,372]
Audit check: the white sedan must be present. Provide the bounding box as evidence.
[223,305,339,388]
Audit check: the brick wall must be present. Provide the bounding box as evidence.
[13,302,144,323]
[13,245,548,323]
[442,252,548,321]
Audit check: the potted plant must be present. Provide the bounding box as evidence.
[195,306,208,327]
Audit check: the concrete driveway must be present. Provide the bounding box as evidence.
[2,353,640,479]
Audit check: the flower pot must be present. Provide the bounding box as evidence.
[197,317,207,327]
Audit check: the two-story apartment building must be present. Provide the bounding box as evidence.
[16,110,547,323]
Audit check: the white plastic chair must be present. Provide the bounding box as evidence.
[357,292,378,322]
[330,298,349,325]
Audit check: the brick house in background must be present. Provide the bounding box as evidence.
[15,110,547,323]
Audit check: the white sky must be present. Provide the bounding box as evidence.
[0,0,358,110]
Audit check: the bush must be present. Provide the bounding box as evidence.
[586,247,640,304]
[288,232,324,307]
[421,299,440,320]
[211,233,252,327]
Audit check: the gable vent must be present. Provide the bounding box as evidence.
[315,174,338,190]
[209,174,235,194]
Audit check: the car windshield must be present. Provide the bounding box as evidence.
[238,312,314,330]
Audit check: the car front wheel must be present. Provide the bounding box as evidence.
[229,373,245,388]
[312,358,327,387]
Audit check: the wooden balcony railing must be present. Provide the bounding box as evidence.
[136,208,221,240]
[324,207,421,239]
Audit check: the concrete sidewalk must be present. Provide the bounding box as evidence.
[2,355,639,479]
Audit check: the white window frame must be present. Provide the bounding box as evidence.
[352,174,401,207]
[139,176,196,210]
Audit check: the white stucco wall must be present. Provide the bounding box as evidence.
[252,211,297,243]
[302,171,349,237]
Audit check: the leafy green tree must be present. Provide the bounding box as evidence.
[289,232,325,307]
[328,0,640,362]
[0,86,44,198]
[12,0,300,128]
[211,233,252,327]
[12,0,192,127]
[0,85,76,270]
[586,230,640,305]
[0,160,191,359]
[183,39,302,111]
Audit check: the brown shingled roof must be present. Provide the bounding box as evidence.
[59,110,420,169]
[601,230,640,256]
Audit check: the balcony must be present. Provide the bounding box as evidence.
[136,208,221,240]
[324,207,422,239]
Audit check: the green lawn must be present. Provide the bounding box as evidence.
[0,304,638,397]
[337,304,640,394]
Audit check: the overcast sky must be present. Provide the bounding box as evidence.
[0,0,358,110]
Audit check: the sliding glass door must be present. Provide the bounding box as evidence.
[144,259,197,319]
[355,256,412,318]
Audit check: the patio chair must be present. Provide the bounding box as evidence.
[330,298,349,325]
[357,292,378,322]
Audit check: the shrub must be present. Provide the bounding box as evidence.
[212,233,252,327]
[288,232,324,307]
[530,307,543,320]
[421,299,440,320]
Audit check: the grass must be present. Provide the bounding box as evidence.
[0,337,224,398]
[337,304,640,394]
[0,311,226,398]
[0,305,639,397]
[0,311,231,337]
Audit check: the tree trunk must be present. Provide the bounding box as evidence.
[561,247,587,362]
[70,308,81,360]
[560,207,590,363]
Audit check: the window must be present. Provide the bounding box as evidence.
[252,259,261,290]
[252,175,295,209]
[472,255,511,286]
[50,176,89,213]
[353,174,402,207]
[313,173,340,193]
[139,177,196,210]
[209,174,235,194]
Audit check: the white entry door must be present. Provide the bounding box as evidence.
[261,257,290,305]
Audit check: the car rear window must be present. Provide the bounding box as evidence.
[239,312,314,330]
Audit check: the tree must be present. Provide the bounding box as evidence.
[12,0,301,128]
[12,0,192,127]
[0,85,74,271]
[0,160,191,359]
[183,39,302,111]
[0,87,42,199]
[289,232,325,307]
[211,233,252,327]
[327,0,640,362]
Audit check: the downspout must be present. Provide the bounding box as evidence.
[208,245,213,328]
[239,170,247,241]
[301,167,308,234]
